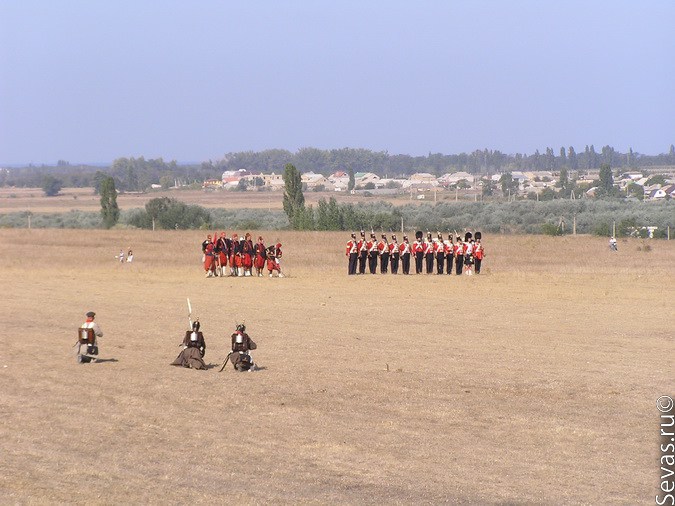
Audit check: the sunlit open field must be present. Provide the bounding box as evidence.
[0,229,673,503]
[0,186,450,213]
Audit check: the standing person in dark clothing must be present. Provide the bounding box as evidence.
[254,236,267,277]
[435,233,445,275]
[412,231,424,274]
[367,233,378,274]
[400,235,412,275]
[378,234,389,274]
[346,233,358,275]
[474,235,485,274]
[454,236,464,276]
[445,234,454,275]
[357,230,367,275]
[389,234,400,274]
[424,232,434,274]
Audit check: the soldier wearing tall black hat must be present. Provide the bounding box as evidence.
[474,232,485,274]
[454,235,464,276]
[435,232,445,275]
[445,233,454,275]
[412,231,424,274]
[400,235,412,275]
[367,233,378,274]
[424,232,434,274]
[357,230,367,275]
[346,232,358,275]
[378,234,389,274]
[389,234,400,274]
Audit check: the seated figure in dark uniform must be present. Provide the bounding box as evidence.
[223,324,257,372]
[171,320,207,370]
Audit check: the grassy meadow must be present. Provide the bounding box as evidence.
[0,229,673,503]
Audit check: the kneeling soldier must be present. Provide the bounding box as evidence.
[76,311,103,363]
[171,320,207,370]
[224,324,257,372]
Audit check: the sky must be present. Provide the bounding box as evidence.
[0,0,673,165]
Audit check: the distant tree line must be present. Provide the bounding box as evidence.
[2,144,674,191]
[2,199,671,238]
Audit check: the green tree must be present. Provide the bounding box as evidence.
[568,146,578,170]
[499,173,515,195]
[236,178,249,191]
[482,179,495,197]
[347,168,355,192]
[92,171,109,194]
[282,164,306,229]
[625,182,644,200]
[159,175,173,190]
[41,175,63,196]
[646,174,667,186]
[598,163,614,195]
[100,176,120,228]
[557,167,569,190]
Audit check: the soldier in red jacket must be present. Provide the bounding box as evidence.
[389,234,400,274]
[435,233,445,275]
[367,233,378,274]
[377,234,389,274]
[454,237,464,276]
[444,234,454,275]
[400,235,412,275]
[412,231,424,274]
[346,233,358,275]
[474,233,485,274]
[357,230,367,275]
[202,235,217,278]
[424,232,434,274]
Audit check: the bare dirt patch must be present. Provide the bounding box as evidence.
[0,231,672,503]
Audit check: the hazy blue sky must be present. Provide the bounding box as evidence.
[1,1,673,164]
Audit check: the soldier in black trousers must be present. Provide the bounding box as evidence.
[390,235,400,274]
[401,235,411,275]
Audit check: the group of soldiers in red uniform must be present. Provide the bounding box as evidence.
[346,230,485,276]
[201,232,284,278]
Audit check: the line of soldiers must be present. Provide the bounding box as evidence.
[346,230,485,276]
[201,232,284,278]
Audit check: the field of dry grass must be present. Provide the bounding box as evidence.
[0,229,673,504]
[0,187,437,213]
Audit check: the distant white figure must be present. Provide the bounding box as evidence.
[118,249,125,262]
[609,237,618,251]
[126,248,133,263]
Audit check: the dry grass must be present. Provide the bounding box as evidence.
[0,229,673,504]
[0,187,427,213]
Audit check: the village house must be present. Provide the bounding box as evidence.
[328,171,350,191]
[354,172,380,186]
[301,171,329,189]
[221,169,249,184]
[439,171,473,185]
[408,173,438,184]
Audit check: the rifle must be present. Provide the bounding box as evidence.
[187,298,193,329]
[219,351,233,372]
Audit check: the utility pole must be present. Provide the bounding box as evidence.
[612,220,616,237]
[573,214,577,235]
